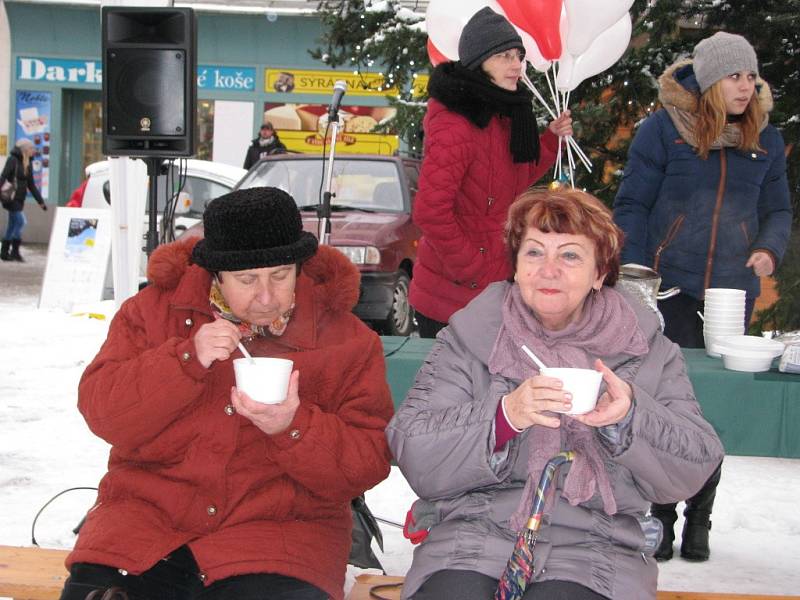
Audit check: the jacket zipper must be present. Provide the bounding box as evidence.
[740,221,751,246]
[652,214,686,272]
[703,148,727,295]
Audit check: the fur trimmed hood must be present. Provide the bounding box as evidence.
[658,58,773,115]
[147,237,361,314]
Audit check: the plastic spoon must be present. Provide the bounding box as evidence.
[238,342,255,363]
[521,345,548,371]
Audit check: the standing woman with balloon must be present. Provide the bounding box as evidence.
[410,7,573,338]
[614,32,791,562]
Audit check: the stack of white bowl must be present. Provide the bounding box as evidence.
[703,288,746,357]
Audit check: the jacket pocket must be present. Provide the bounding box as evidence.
[653,214,685,271]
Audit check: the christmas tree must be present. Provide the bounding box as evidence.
[313,0,799,330]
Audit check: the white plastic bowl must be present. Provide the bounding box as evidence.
[712,335,785,372]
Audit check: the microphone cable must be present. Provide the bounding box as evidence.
[30,486,98,546]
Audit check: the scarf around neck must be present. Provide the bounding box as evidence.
[488,284,649,528]
[664,103,768,150]
[427,62,540,164]
[209,279,294,339]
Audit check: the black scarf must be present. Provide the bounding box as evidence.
[427,62,540,164]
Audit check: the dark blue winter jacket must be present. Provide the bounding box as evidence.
[613,61,791,301]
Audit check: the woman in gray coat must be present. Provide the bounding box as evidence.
[386,188,724,600]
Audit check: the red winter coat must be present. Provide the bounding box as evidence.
[67,239,393,600]
[409,98,559,323]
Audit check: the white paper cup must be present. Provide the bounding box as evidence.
[541,367,603,415]
[233,357,293,404]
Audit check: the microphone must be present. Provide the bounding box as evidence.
[328,80,347,121]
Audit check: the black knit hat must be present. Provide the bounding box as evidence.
[458,7,524,71]
[192,187,318,272]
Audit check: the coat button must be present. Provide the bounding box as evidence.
[479,247,486,254]
[289,429,301,440]
[224,404,235,416]
[470,282,478,289]
[181,351,191,361]
[185,318,193,327]
[207,505,217,516]
[751,153,757,159]
[198,571,207,582]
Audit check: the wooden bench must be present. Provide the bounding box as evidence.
[2,547,796,600]
[346,574,800,600]
[0,545,69,600]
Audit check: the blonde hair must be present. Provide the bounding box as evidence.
[695,81,764,159]
[505,188,624,286]
[15,138,34,171]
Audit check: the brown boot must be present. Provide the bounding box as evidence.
[9,239,24,262]
[0,240,10,261]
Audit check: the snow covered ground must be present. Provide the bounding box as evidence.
[1,245,798,597]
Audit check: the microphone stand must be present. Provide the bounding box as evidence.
[144,156,164,257]
[318,113,341,247]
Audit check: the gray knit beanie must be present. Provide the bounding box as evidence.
[693,32,758,93]
[458,7,524,71]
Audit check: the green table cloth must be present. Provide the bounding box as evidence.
[380,337,800,458]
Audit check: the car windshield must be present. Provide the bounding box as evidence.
[239,159,404,212]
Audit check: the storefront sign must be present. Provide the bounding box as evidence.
[198,65,256,91]
[263,102,398,155]
[18,57,256,92]
[15,90,51,199]
[17,57,101,84]
[265,69,398,96]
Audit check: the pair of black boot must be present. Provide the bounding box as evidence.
[652,462,722,562]
[0,239,24,261]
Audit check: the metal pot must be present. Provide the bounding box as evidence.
[617,264,681,331]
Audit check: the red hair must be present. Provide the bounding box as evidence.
[505,188,624,286]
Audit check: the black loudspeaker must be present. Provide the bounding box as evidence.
[102,7,197,157]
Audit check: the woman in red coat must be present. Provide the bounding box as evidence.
[411,7,573,337]
[61,187,394,600]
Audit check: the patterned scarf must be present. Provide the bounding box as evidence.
[488,284,649,528]
[209,279,294,339]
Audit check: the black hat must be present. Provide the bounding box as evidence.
[458,7,524,70]
[192,187,318,272]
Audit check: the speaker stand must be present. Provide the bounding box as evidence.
[318,116,341,247]
[145,157,165,258]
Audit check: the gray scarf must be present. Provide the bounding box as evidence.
[488,284,649,527]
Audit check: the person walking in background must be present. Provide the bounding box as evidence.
[613,32,791,562]
[243,121,287,169]
[1,138,47,262]
[410,7,573,338]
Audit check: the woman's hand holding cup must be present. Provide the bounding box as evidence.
[503,374,573,430]
[232,370,300,435]
[572,359,633,428]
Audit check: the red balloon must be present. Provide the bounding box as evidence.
[427,38,449,67]
[496,0,562,60]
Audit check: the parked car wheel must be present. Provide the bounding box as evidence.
[383,272,414,336]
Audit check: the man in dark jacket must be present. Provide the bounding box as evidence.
[243,122,287,169]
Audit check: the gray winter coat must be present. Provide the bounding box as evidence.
[386,282,724,600]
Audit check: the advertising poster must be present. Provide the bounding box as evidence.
[39,208,112,312]
[263,102,399,156]
[14,90,51,199]
[265,68,397,97]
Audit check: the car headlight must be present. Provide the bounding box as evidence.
[337,245,381,265]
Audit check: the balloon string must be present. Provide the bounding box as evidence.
[521,68,557,119]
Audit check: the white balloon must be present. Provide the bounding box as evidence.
[519,27,550,72]
[556,13,631,92]
[564,0,634,56]
[426,0,493,61]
